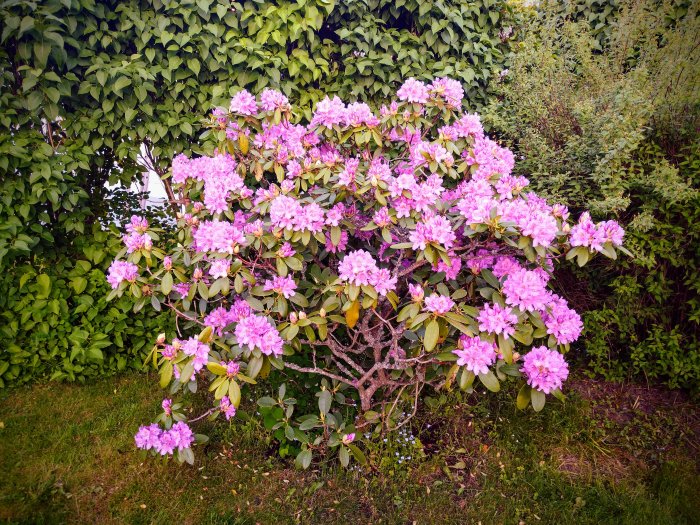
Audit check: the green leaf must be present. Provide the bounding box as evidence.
[339,446,350,467]
[424,319,439,351]
[161,272,173,295]
[478,370,500,392]
[318,389,332,415]
[348,443,366,465]
[188,58,201,76]
[459,368,475,390]
[296,449,312,469]
[229,380,241,407]
[516,384,531,410]
[36,274,51,298]
[257,396,276,407]
[531,389,546,412]
[160,363,173,388]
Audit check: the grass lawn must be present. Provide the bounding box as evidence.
[0,372,698,524]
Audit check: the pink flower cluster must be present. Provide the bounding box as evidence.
[477,303,518,339]
[235,314,284,357]
[219,396,237,420]
[338,250,397,296]
[540,295,583,345]
[570,212,625,251]
[204,300,252,336]
[453,335,497,375]
[107,260,138,289]
[423,294,455,315]
[264,275,297,298]
[135,421,194,455]
[194,220,246,254]
[269,195,325,233]
[180,337,211,379]
[502,269,551,312]
[409,215,456,251]
[521,346,569,394]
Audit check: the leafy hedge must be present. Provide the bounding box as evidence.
[0,226,173,388]
[484,0,700,392]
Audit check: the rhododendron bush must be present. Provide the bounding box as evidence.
[108,78,624,467]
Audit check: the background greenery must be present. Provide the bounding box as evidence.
[0,0,697,391]
[0,0,515,386]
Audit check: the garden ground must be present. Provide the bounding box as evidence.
[0,372,698,524]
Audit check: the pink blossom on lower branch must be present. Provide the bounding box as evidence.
[135,422,194,455]
[453,336,497,375]
[521,346,569,394]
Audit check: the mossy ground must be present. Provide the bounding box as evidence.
[0,372,697,524]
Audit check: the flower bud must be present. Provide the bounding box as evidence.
[156,333,166,344]
[163,256,173,271]
[512,352,521,362]
[289,312,298,324]
[319,308,326,318]
[298,311,307,320]
[193,267,203,281]
[233,245,240,254]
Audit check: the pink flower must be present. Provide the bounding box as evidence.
[260,89,290,112]
[539,295,583,345]
[521,346,569,394]
[397,77,429,103]
[408,283,424,302]
[342,433,355,445]
[225,361,240,378]
[478,303,518,339]
[194,220,246,254]
[338,250,379,287]
[229,89,257,115]
[163,256,173,271]
[453,336,497,375]
[107,261,138,289]
[423,295,455,315]
[264,275,297,298]
[235,314,284,357]
[311,96,346,128]
[502,269,551,312]
[162,398,172,416]
[373,207,392,227]
[220,396,237,420]
[410,215,456,251]
[429,77,464,107]
[135,423,162,451]
[126,215,148,233]
[278,242,296,258]
[209,259,230,279]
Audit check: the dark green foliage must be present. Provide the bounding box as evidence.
[484,0,700,391]
[0,225,173,388]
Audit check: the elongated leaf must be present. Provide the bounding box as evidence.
[478,370,500,392]
[516,384,531,410]
[424,319,439,351]
[531,389,546,412]
[318,389,332,415]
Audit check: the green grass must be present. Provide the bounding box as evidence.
[0,373,698,524]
